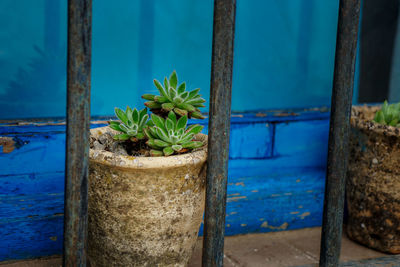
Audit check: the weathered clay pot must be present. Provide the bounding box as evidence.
[347,105,400,254]
[88,127,207,266]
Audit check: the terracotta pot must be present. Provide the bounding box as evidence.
[88,126,207,266]
[347,105,400,254]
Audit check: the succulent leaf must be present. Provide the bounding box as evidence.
[181,141,203,149]
[164,78,170,97]
[140,108,148,118]
[154,139,169,147]
[161,103,174,111]
[165,118,174,132]
[168,111,177,124]
[139,114,149,129]
[177,103,196,112]
[172,144,183,152]
[144,101,162,109]
[180,133,195,144]
[174,108,188,117]
[126,106,133,119]
[149,127,158,138]
[151,114,166,130]
[190,111,205,119]
[163,146,174,156]
[169,87,177,100]
[169,71,178,89]
[155,127,171,143]
[176,116,188,131]
[188,88,200,99]
[146,139,162,149]
[136,132,145,139]
[150,149,163,157]
[177,82,186,94]
[115,108,128,124]
[180,91,189,100]
[132,109,139,123]
[143,128,155,139]
[113,134,131,141]
[154,95,169,103]
[185,124,203,135]
[142,94,155,101]
[109,123,123,132]
[186,97,206,105]
[154,79,169,99]
[193,103,206,108]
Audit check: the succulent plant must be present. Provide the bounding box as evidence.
[144,111,204,156]
[109,107,149,141]
[374,101,400,127]
[142,70,206,119]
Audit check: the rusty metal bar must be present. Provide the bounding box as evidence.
[202,0,236,266]
[64,0,92,266]
[319,0,361,266]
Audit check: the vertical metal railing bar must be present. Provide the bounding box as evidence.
[64,0,92,266]
[319,0,361,266]
[202,0,236,266]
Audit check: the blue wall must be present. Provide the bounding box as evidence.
[0,0,343,119]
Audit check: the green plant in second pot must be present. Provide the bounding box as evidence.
[373,100,400,127]
[145,111,204,156]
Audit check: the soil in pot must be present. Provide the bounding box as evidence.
[347,105,400,254]
[88,126,207,266]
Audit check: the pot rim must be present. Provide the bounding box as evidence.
[351,105,400,138]
[89,126,208,170]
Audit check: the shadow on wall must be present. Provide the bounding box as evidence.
[1,45,66,119]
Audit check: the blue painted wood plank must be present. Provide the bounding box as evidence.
[228,122,273,159]
[0,123,107,134]
[273,119,329,167]
[0,215,63,261]
[198,167,326,236]
[0,172,64,196]
[200,122,274,159]
[0,134,65,176]
[0,193,64,221]
[224,168,325,235]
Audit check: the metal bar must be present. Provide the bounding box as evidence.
[202,0,236,266]
[64,0,92,266]
[319,0,361,266]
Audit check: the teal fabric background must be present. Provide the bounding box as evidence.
[0,0,345,119]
